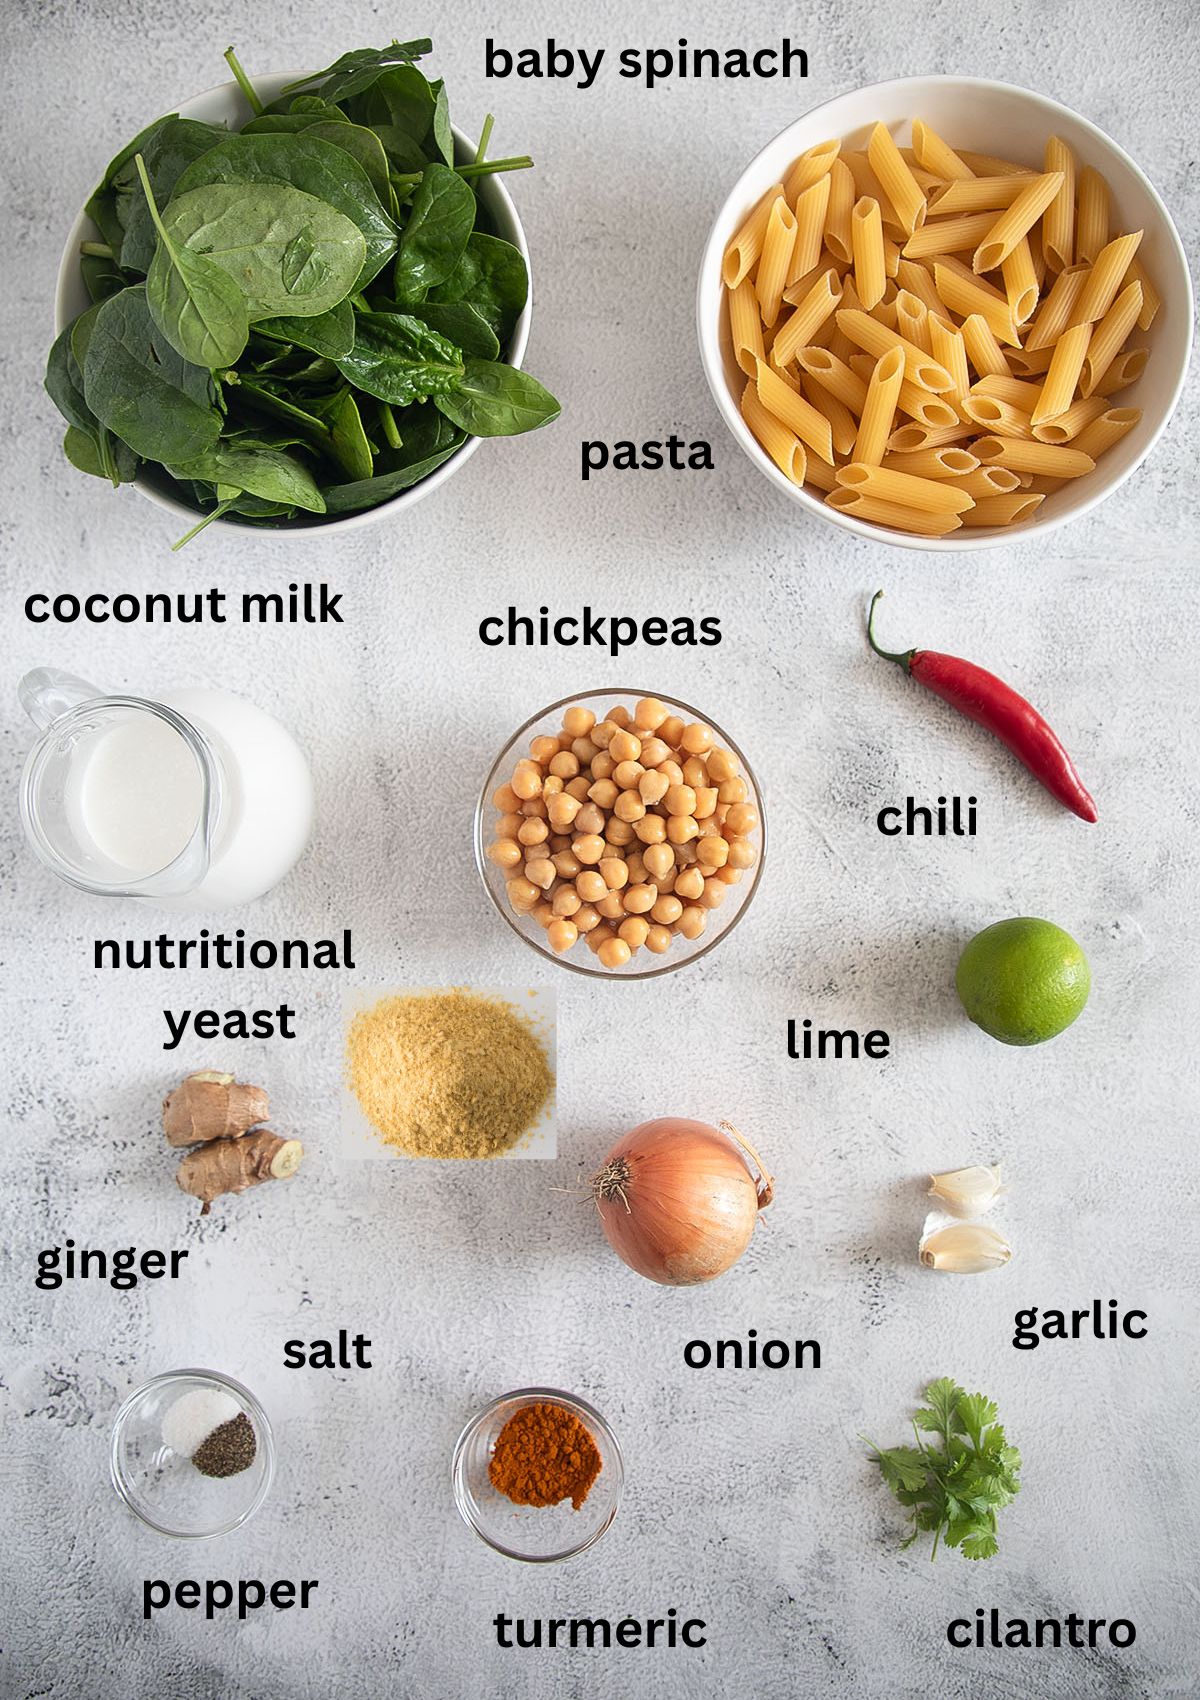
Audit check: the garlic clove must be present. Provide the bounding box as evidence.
[928,1163,1007,1219]
[919,1216,1012,1274]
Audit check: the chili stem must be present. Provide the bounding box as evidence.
[224,45,265,115]
[866,589,916,671]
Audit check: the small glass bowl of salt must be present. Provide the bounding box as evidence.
[110,1368,274,1538]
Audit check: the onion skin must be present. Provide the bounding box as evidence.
[591,1117,773,1286]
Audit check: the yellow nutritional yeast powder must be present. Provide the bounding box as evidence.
[346,989,554,1159]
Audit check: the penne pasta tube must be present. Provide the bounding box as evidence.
[972,171,1064,273]
[851,197,887,309]
[1076,165,1109,265]
[971,374,1042,409]
[927,177,1029,216]
[780,263,825,307]
[1093,346,1149,395]
[961,492,1045,526]
[903,211,996,259]
[1028,226,1047,290]
[960,313,1012,378]
[825,487,964,535]
[852,346,905,465]
[837,460,974,513]
[880,446,979,479]
[727,277,766,378]
[946,466,1023,498]
[784,139,840,204]
[770,270,844,369]
[789,174,832,284]
[911,118,974,182]
[1041,137,1076,272]
[868,122,927,236]
[882,236,902,278]
[886,420,976,452]
[895,290,931,353]
[741,381,807,483]
[836,307,954,390]
[957,150,1037,178]
[1073,230,1143,323]
[754,358,835,461]
[1024,263,1089,350]
[1032,393,1110,443]
[1001,237,1039,324]
[1005,344,1056,375]
[1030,321,1091,425]
[962,395,1034,439]
[933,258,1020,345]
[1127,256,1161,329]
[756,196,798,328]
[803,451,840,493]
[824,157,857,264]
[928,314,970,403]
[973,435,1095,476]
[723,180,786,287]
[797,346,869,413]
[1080,281,1143,395]
[844,150,903,233]
[895,258,946,315]
[1072,406,1141,460]
[895,379,960,428]
[802,373,859,456]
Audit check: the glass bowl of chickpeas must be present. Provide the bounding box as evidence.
[474,691,765,977]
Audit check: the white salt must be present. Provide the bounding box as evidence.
[162,1386,241,1458]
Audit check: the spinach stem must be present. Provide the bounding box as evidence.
[224,45,265,115]
[350,292,371,313]
[378,402,402,450]
[474,114,495,166]
[80,240,113,258]
[173,498,236,551]
[457,155,533,180]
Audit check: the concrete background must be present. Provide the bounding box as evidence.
[2,0,1198,1695]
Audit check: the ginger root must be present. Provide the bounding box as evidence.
[176,1129,303,1216]
[163,1071,270,1147]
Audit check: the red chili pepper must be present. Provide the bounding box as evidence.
[866,591,1097,823]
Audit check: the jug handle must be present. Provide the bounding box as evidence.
[19,668,104,731]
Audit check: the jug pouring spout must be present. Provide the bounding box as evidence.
[19,668,104,730]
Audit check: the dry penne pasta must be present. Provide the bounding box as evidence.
[1032,393,1110,443]
[728,278,765,377]
[1005,344,1056,375]
[973,172,1064,273]
[741,380,807,483]
[957,150,1036,177]
[961,395,1034,439]
[803,451,840,493]
[971,374,1042,409]
[852,346,905,464]
[1031,321,1091,424]
[802,374,859,456]
[961,492,1045,525]
[973,435,1095,476]
[770,270,843,369]
[911,118,974,182]
[1041,137,1076,271]
[1001,238,1039,324]
[868,122,927,236]
[789,175,831,284]
[783,138,840,204]
[896,290,931,353]
[1072,406,1141,459]
[722,181,785,287]
[836,307,953,390]
[960,313,1012,378]
[1024,264,1089,350]
[847,354,957,426]
[1127,256,1161,329]
[928,176,1029,216]
[928,314,970,402]
[1073,231,1143,323]
[933,258,1020,345]
[895,258,945,315]
[947,466,1023,498]
[886,420,976,452]
[755,359,835,461]
[824,156,856,264]
[880,446,979,479]
[1080,281,1143,395]
[825,488,963,535]
[837,461,973,513]
[756,196,797,328]
[1092,346,1149,395]
[797,346,869,413]
[851,197,887,310]
[1076,166,1109,264]
[903,212,997,259]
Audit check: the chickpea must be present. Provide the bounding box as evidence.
[576,869,607,902]
[718,776,747,805]
[638,737,671,768]
[599,857,629,890]
[552,850,582,879]
[681,756,708,790]
[716,864,744,885]
[507,877,539,913]
[639,770,670,806]
[530,735,560,765]
[667,814,699,845]
[573,833,605,865]
[590,751,616,781]
[487,838,522,869]
[656,868,677,895]
[634,814,667,845]
[726,838,758,870]
[495,810,522,838]
[546,918,579,953]
[659,759,684,786]
[511,766,542,800]
[598,935,632,969]
[634,696,669,731]
[696,835,730,869]
[585,925,609,955]
[533,899,554,927]
[548,833,571,853]
[613,792,646,823]
[675,866,705,901]
[678,905,707,940]
[552,886,582,917]
[674,840,698,864]
[606,818,636,846]
[644,923,672,954]
[725,803,759,835]
[520,797,547,818]
[612,759,645,790]
[658,714,685,746]
[705,747,738,782]
[665,784,697,817]
[624,883,657,914]
[541,775,564,799]
[692,786,718,819]
[547,792,583,831]
[714,803,730,826]
[700,877,727,910]
[651,894,683,925]
[563,705,596,739]
[642,841,675,881]
[572,737,599,765]
[618,915,650,950]
[608,730,641,764]
[591,720,617,748]
[588,778,619,810]
[493,783,521,813]
[595,890,625,919]
[681,721,714,754]
[548,751,579,780]
[603,840,626,860]
[575,903,602,933]
[517,817,549,847]
[608,704,633,730]
[565,776,591,801]
[525,857,556,890]
[625,852,648,885]
[573,801,605,835]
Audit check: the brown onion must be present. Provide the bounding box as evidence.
[590,1117,774,1286]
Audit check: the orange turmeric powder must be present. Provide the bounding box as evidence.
[489,1401,602,1511]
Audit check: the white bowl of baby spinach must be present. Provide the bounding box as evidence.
[51,41,559,546]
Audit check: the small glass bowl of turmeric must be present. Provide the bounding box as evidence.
[452,1387,623,1562]
[475,690,766,977]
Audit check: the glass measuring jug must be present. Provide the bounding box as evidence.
[18,669,314,908]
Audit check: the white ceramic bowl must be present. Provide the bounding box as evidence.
[55,72,533,535]
[697,76,1193,551]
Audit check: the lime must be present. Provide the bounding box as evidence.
[956,917,1090,1046]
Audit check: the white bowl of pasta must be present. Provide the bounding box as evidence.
[697,77,1192,550]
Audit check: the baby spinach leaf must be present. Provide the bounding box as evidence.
[368,124,428,175]
[320,436,463,511]
[287,40,433,106]
[85,113,181,252]
[233,378,333,437]
[81,250,128,303]
[63,424,138,484]
[168,443,326,510]
[113,118,227,272]
[161,181,365,318]
[351,64,435,141]
[82,285,222,462]
[408,301,499,359]
[137,156,249,367]
[46,323,97,432]
[174,131,396,289]
[310,386,374,480]
[334,311,463,404]
[428,232,527,342]
[435,359,560,437]
[429,82,454,165]
[255,298,355,357]
[393,163,475,303]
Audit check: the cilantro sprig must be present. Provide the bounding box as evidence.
[864,1377,1022,1561]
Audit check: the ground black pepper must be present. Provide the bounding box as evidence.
[193,1413,257,1479]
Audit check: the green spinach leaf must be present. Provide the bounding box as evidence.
[81,285,222,461]
[393,163,475,302]
[428,232,527,342]
[408,301,499,359]
[311,386,375,480]
[435,359,559,436]
[286,40,433,106]
[255,298,355,357]
[137,156,249,367]
[113,118,227,272]
[334,311,464,404]
[168,443,326,510]
[321,436,463,511]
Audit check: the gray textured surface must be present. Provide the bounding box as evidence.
[2,0,1199,1695]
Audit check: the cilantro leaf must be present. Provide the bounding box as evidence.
[961,1530,1000,1560]
[957,1392,999,1446]
[872,1446,928,1495]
